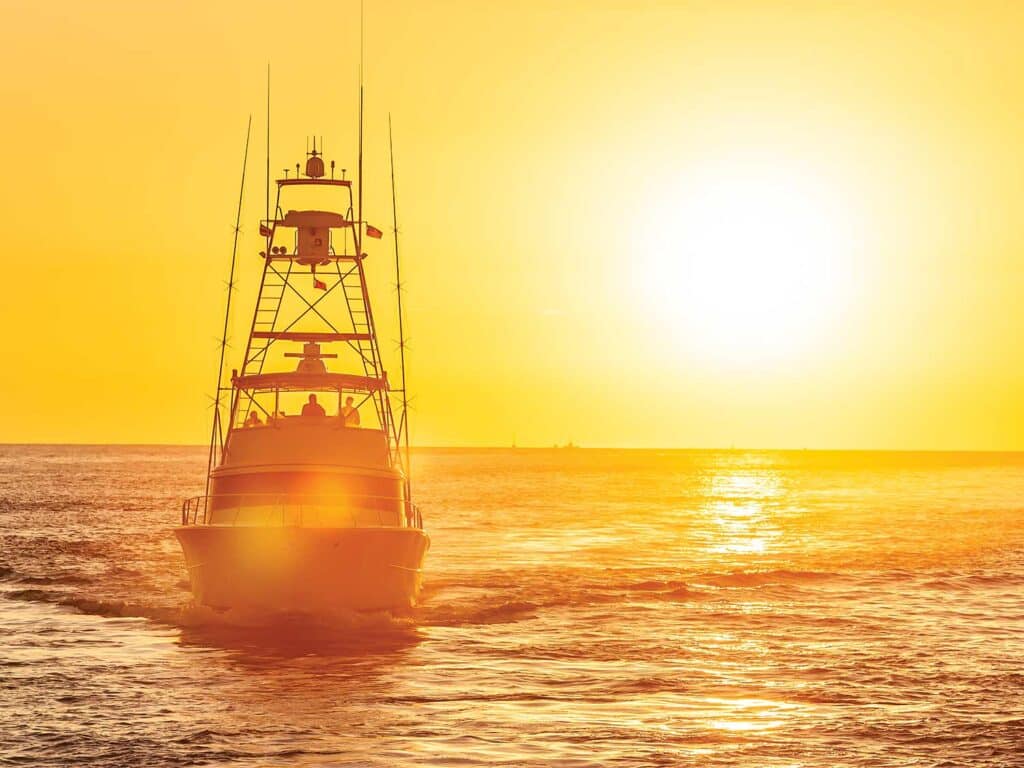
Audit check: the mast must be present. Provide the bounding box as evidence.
[389,114,412,493]
[206,115,252,497]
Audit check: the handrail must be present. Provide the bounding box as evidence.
[179,492,424,530]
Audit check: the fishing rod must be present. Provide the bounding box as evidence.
[206,115,252,499]
[389,114,412,495]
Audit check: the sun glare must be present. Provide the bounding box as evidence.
[639,160,857,367]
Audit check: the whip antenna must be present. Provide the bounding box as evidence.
[357,0,365,241]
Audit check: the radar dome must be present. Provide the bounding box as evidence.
[305,155,325,178]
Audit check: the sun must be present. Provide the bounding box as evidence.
[638,159,857,367]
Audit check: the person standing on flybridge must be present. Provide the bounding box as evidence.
[342,396,361,427]
[301,394,326,418]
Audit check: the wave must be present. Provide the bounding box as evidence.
[4,587,183,624]
[3,583,418,645]
[15,572,92,586]
[0,562,96,587]
[621,579,690,592]
[421,599,540,627]
[694,569,839,587]
[419,580,714,628]
[621,578,711,600]
[1,535,116,560]
[922,571,1024,590]
[466,599,540,624]
[664,585,703,600]
[5,588,54,603]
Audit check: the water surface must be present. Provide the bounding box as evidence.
[2,446,1023,766]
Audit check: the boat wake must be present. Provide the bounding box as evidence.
[1,563,417,642]
[3,585,185,625]
[8,555,1015,645]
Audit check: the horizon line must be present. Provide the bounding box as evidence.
[3,441,1024,454]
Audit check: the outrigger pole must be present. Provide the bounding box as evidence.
[206,115,252,498]
[389,114,412,493]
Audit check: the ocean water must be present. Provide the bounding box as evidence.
[1,445,1023,767]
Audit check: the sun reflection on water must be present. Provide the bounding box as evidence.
[704,697,800,732]
[699,467,785,559]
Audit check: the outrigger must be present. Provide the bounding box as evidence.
[175,113,428,613]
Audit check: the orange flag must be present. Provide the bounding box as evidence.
[312,264,326,291]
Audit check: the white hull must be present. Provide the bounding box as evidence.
[175,525,429,613]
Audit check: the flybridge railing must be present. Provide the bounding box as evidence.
[180,493,423,530]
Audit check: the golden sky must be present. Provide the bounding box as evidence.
[2,0,1023,449]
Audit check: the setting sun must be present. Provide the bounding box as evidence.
[640,157,857,366]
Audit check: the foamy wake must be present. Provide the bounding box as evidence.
[1,575,416,635]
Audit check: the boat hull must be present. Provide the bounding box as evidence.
[174,525,429,613]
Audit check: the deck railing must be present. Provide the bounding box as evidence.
[180,493,424,530]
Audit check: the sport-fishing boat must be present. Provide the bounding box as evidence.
[175,119,428,613]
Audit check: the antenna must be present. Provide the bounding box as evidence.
[389,113,412,492]
[265,63,270,244]
[206,115,252,499]
[357,87,364,252]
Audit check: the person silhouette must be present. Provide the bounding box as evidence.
[341,396,361,427]
[301,393,326,418]
[245,411,263,427]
